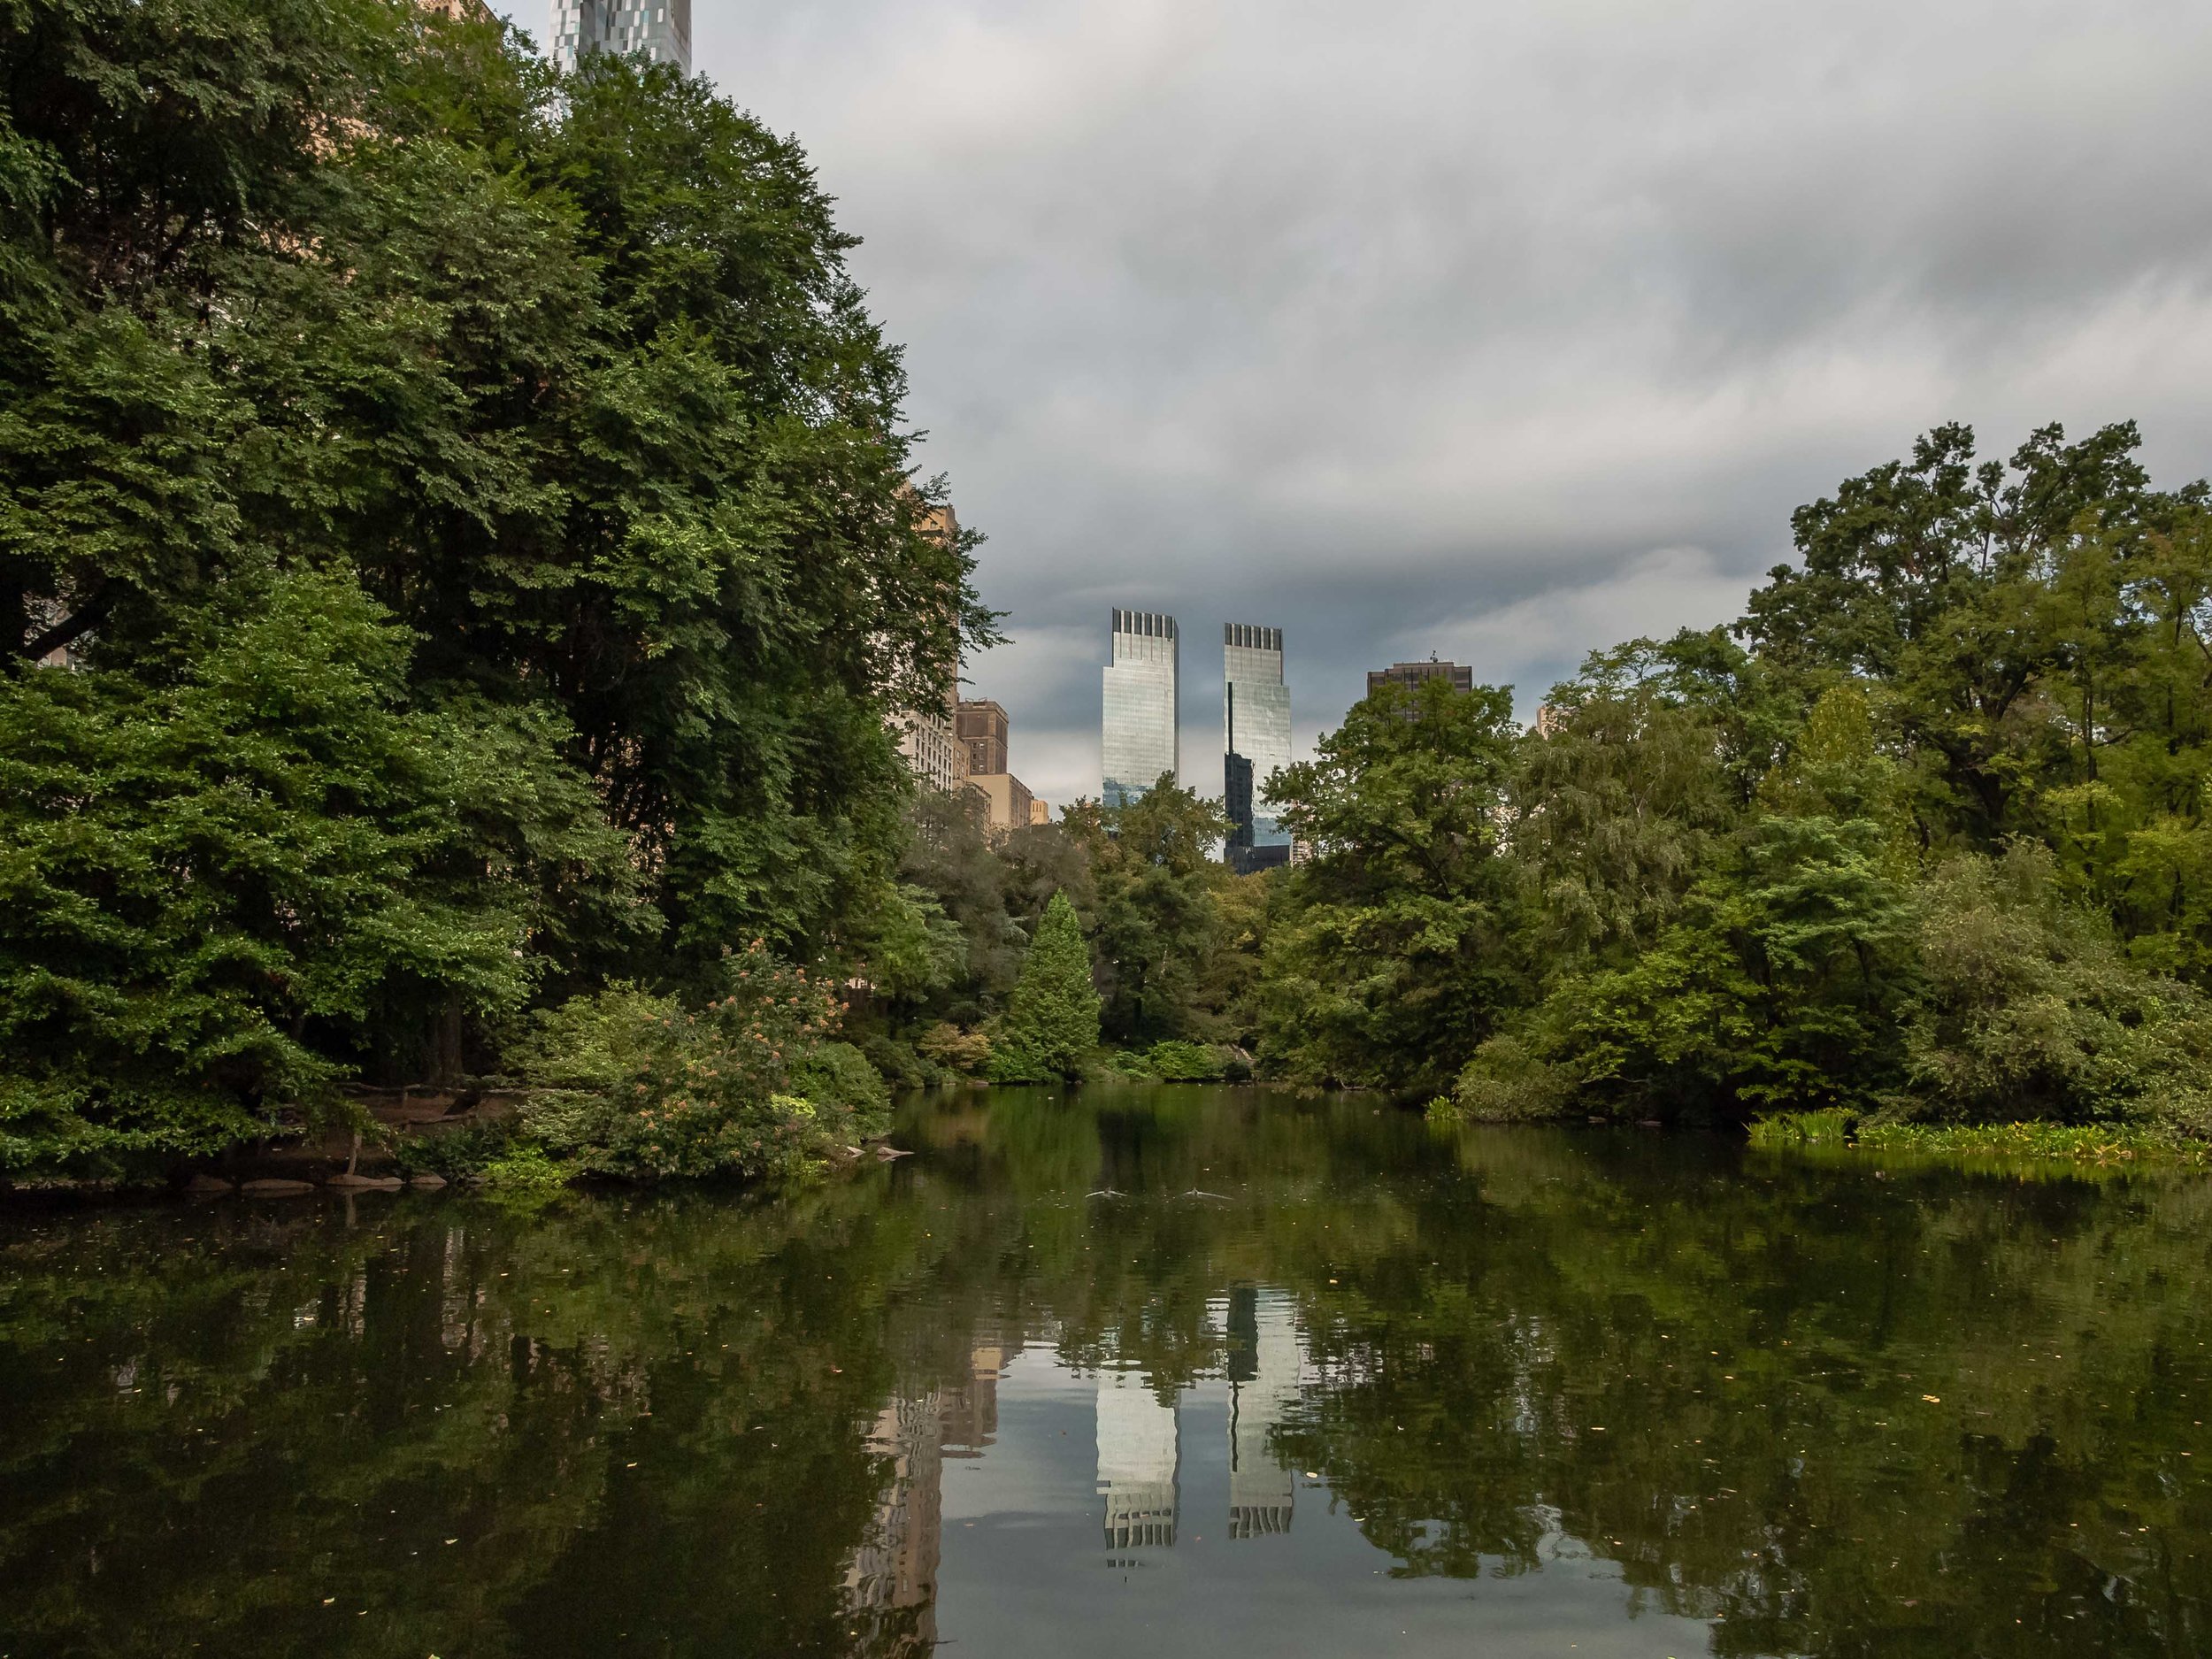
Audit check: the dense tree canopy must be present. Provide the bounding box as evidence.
[0,0,985,1173]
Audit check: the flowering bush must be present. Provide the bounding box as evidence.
[509,944,887,1181]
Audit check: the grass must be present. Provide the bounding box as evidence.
[1750,1112,2211,1168]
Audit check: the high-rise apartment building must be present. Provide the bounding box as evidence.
[1367,657,1475,699]
[1102,610,1179,807]
[549,0,691,73]
[955,697,1041,834]
[1367,657,1475,725]
[1224,624,1292,869]
[956,701,1009,777]
[895,504,971,799]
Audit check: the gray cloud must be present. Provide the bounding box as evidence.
[497,0,2212,810]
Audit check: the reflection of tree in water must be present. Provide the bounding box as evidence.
[2,1089,2208,1657]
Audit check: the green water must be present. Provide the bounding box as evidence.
[3,1087,2208,1657]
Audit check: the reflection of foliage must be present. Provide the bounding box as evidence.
[3,1094,2208,1657]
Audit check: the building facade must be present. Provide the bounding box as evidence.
[1367,657,1474,700]
[969,772,1033,835]
[956,700,1009,777]
[1102,609,1179,807]
[896,503,971,798]
[1224,623,1292,868]
[548,0,691,72]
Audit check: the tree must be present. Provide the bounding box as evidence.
[1261,678,1525,1092]
[0,0,992,1168]
[1062,776,1232,1043]
[991,892,1100,1082]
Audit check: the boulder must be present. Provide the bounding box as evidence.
[184,1174,235,1195]
[408,1173,449,1190]
[326,1172,404,1191]
[239,1179,318,1197]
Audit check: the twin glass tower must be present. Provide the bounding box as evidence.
[1103,611,1292,860]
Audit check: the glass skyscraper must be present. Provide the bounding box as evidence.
[1102,610,1179,807]
[549,0,691,73]
[1224,623,1292,863]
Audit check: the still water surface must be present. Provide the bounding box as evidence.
[4,1087,2210,1657]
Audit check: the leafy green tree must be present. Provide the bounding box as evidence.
[1062,777,1233,1043]
[1905,843,2212,1128]
[991,891,1101,1082]
[1260,678,1525,1092]
[0,0,991,1165]
[1532,686,1921,1118]
[0,567,631,1175]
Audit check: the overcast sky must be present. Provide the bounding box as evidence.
[496,0,2212,811]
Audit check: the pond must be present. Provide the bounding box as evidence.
[3,1086,2208,1657]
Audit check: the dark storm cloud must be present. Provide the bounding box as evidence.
[497,0,2212,808]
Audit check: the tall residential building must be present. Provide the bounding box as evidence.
[549,0,691,72]
[956,700,1009,778]
[1102,610,1179,808]
[896,504,971,799]
[1368,657,1475,726]
[1367,657,1475,700]
[956,697,1040,834]
[1224,624,1292,869]
[969,772,1033,834]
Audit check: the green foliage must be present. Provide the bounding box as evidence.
[1354,427,2212,1141]
[1059,777,1234,1044]
[1449,1034,1578,1122]
[0,569,617,1176]
[1903,845,2212,1127]
[1260,677,1526,1093]
[510,949,873,1180]
[1138,1040,1229,1082]
[1745,1108,1862,1148]
[992,892,1100,1082]
[388,1117,521,1180]
[0,0,988,1171]
[916,1022,993,1076]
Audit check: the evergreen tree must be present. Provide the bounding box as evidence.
[992,892,1100,1082]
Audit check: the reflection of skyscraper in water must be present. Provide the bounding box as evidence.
[941,1341,1003,1458]
[1096,1371,1179,1549]
[846,1391,944,1655]
[844,1341,1010,1655]
[1226,1287,1302,1539]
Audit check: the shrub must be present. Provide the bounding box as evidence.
[917,1022,993,1076]
[787,1041,891,1131]
[1450,1035,1579,1122]
[1904,846,2212,1127]
[389,1118,521,1179]
[856,1032,931,1090]
[508,946,870,1181]
[1141,1040,1228,1081]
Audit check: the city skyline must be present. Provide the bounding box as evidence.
[486,0,2212,820]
